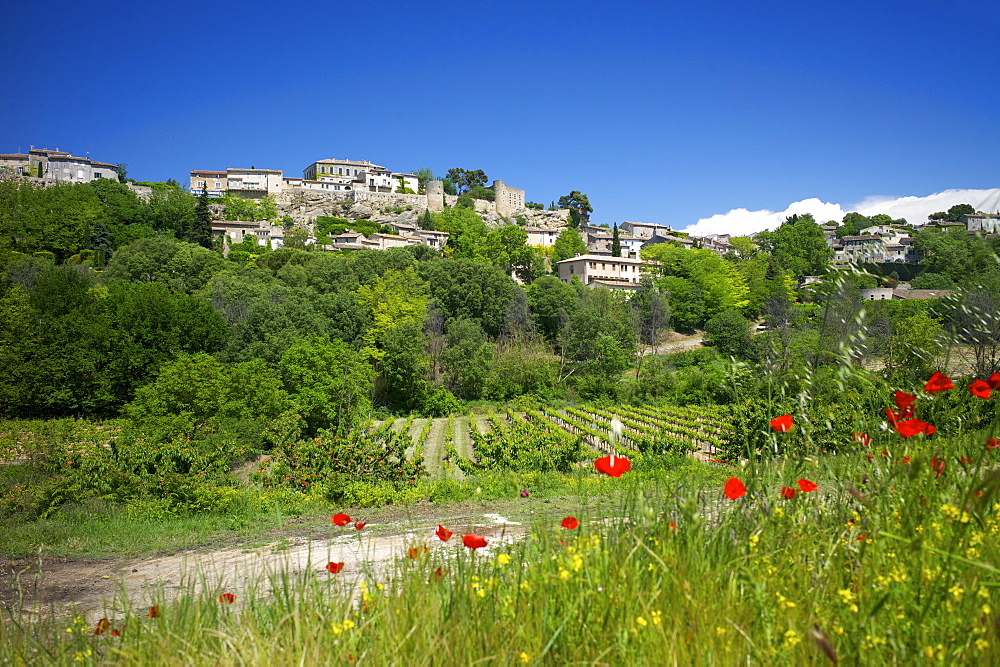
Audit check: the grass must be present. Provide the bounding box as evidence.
[0,455,718,560]
[3,429,999,664]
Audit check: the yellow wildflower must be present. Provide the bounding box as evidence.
[497,553,511,566]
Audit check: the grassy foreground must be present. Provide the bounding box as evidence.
[3,428,1000,665]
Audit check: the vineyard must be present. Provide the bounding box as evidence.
[363,405,733,480]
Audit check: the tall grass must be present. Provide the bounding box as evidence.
[3,426,998,664]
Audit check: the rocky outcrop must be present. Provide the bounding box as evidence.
[273,188,569,235]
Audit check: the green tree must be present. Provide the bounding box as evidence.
[106,236,225,293]
[419,259,516,338]
[192,188,214,248]
[552,228,588,264]
[475,225,543,283]
[658,276,705,331]
[284,227,310,250]
[413,168,436,190]
[115,163,128,183]
[376,319,431,412]
[754,213,833,278]
[611,223,622,257]
[560,288,635,396]
[279,336,373,435]
[642,244,749,320]
[442,318,494,400]
[704,309,752,358]
[429,207,488,256]
[727,236,758,259]
[558,191,592,228]
[928,203,975,222]
[356,267,428,362]
[526,275,578,342]
[913,230,990,282]
[837,212,871,238]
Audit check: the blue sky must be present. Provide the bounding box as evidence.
[2,0,998,234]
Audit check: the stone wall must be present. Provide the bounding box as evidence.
[272,180,566,234]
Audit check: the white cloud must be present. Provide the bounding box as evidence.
[681,188,1000,237]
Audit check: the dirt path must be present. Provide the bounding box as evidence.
[2,512,529,623]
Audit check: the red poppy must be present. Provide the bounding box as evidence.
[724,477,746,500]
[894,390,916,413]
[326,561,344,574]
[960,456,972,466]
[354,521,367,530]
[895,419,936,438]
[780,486,797,499]
[770,414,794,432]
[797,478,817,493]
[331,513,351,526]
[462,534,488,550]
[669,522,677,531]
[901,456,911,464]
[853,432,871,447]
[856,534,868,542]
[111,628,122,637]
[408,546,428,559]
[94,618,111,635]
[147,606,160,619]
[865,453,874,462]
[594,454,631,477]
[988,438,1000,450]
[930,457,946,478]
[436,525,453,542]
[561,516,579,530]
[218,593,235,604]
[433,567,450,579]
[924,371,955,394]
[987,372,1000,389]
[969,379,992,400]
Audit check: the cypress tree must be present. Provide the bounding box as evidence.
[612,222,622,257]
[193,188,214,249]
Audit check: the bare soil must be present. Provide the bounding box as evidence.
[0,497,593,622]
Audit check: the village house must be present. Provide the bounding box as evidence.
[191,167,283,198]
[2,148,119,183]
[191,170,227,197]
[556,254,647,289]
[212,220,284,249]
[619,221,674,239]
[526,227,560,247]
[963,213,1000,233]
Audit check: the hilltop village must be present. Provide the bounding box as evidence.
[3,146,998,297]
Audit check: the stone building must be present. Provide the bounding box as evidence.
[492,180,525,216]
[190,170,227,197]
[1,148,118,182]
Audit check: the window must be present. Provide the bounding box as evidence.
[94,172,103,178]
[338,168,343,175]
